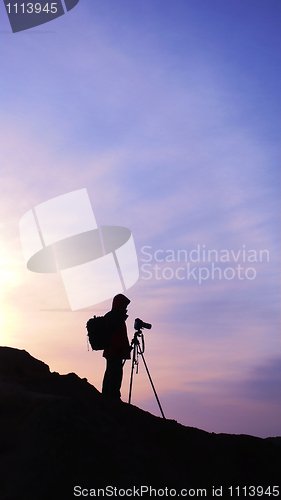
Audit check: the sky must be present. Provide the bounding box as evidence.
[0,0,280,438]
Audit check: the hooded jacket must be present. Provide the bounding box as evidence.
[103,294,131,359]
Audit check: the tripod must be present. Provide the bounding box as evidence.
[128,328,165,419]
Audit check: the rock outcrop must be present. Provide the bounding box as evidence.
[0,347,280,500]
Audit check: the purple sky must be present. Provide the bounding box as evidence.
[1,0,280,437]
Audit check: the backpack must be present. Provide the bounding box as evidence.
[86,316,110,351]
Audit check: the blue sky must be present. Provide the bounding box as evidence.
[1,0,280,437]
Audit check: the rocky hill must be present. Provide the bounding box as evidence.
[0,347,280,500]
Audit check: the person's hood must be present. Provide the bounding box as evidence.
[111,294,130,312]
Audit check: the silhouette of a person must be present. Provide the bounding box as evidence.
[102,294,131,400]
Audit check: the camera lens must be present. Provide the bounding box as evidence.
[134,318,152,330]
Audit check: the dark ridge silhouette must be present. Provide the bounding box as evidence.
[0,347,280,500]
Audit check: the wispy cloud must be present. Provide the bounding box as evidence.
[139,356,281,437]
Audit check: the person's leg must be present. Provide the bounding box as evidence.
[102,358,110,396]
[111,358,123,399]
[102,358,123,399]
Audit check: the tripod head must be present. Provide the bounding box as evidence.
[130,328,145,353]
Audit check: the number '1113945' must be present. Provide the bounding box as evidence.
[228,486,279,496]
[6,3,58,14]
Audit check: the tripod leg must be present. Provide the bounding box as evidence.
[128,343,137,404]
[139,351,166,419]
[128,359,134,404]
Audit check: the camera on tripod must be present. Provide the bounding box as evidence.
[134,318,152,331]
[129,317,164,418]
